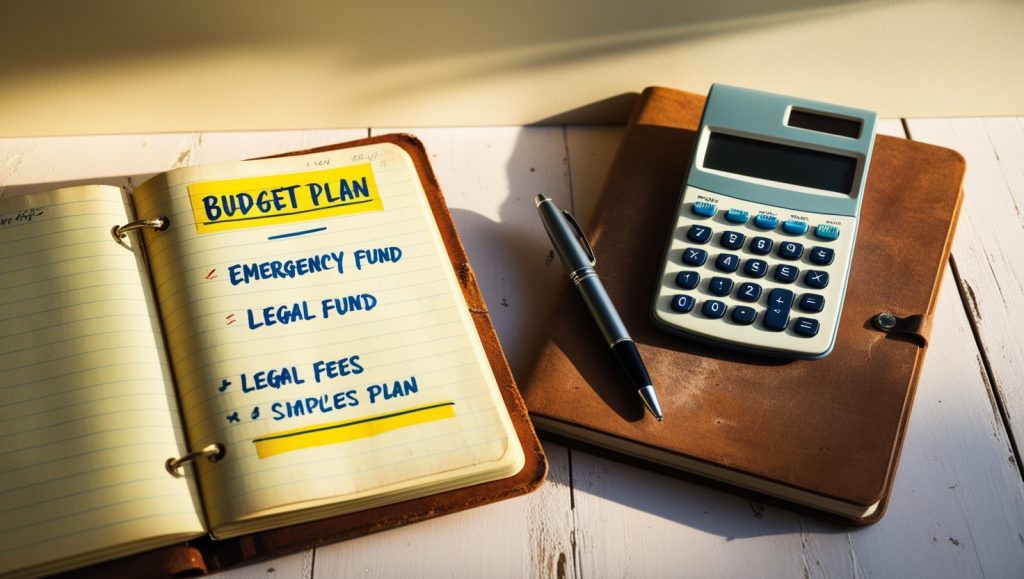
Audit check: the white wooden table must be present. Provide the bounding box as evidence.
[2,119,1023,578]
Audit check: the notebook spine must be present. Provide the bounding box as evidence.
[111,216,170,243]
[166,443,225,477]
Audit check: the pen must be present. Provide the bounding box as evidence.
[535,194,663,421]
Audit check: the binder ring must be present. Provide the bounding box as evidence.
[166,443,225,477]
[111,216,170,241]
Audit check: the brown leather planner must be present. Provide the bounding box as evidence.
[63,134,547,576]
[521,87,965,524]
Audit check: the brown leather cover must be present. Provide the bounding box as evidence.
[73,133,547,577]
[521,87,965,524]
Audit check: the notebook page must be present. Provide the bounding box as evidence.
[0,187,204,576]
[132,141,523,533]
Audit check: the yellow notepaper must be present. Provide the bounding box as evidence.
[0,187,204,576]
[132,141,524,536]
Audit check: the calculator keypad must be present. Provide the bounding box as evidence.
[653,186,858,358]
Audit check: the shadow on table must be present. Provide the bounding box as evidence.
[569,448,853,539]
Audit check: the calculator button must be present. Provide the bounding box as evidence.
[777,241,804,260]
[736,282,762,302]
[815,224,841,240]
[798,293,825,312]
[809,246,835,265]
[687,224,713,244]
[773,264,800,283]
[725,209,749,224]
[702,299,727,319]
[692,202,717,218]
[764,288,794,331]
[682,248,708,266]
[720,230,745,250]
[748,236,773,255]
[731,306,757,325]
[715,253,740,272]
[709,277,734,296]
[670,295,696,313]
[753,214,778,229]
[743,259,768,278]
[794,317,820,337]
[782,220,809,235]
[675,271,701,289]
[804,270,829,289]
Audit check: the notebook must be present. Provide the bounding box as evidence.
[0,134,546,577]
[521,87,965,523]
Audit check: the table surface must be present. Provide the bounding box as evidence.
[2,118,1023,578]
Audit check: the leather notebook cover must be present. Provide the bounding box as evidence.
[75,134,548,577]
[521,87,965,524]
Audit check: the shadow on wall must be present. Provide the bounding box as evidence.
[1,0,874,119]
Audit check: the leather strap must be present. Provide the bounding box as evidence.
[871,312,932,347]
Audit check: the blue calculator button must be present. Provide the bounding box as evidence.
[687,224,713,244]
[720,230,745,250]
[749,236,774,255]
[682,248,708,266]
[764,288,794,331]
[804,270,830,289]
[777,241,804,260]
[798,293,825,312]
[753,214,778,229]
[692,202,717,218]
[815,224,841,240]
[725,209,749,224]
[715,253,740,272]
[675,271,700,289]
[773,264,800,283]
[736,282,762,302]
[702,299,727,319]
[731,306,757,325]
[794,317,820,337]
[709,276,734,296]
[782,220,809,235]
[743,259,768,278]
[670,294,696,313]
[809,246,835,265]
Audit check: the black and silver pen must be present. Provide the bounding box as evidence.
[535,194,663,421]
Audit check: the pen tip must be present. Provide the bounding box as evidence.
[535,193,549,206]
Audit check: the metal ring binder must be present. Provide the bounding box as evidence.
[166,443,225,477]
[111,216,170,242]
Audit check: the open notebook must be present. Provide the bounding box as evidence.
[0,135,541,577]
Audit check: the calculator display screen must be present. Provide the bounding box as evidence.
[704,132,857,194]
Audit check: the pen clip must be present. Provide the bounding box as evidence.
[562,210,596,265]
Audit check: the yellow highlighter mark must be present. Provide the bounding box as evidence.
[187,163,383,234]
[252,401,456,459]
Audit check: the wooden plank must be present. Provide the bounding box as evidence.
[904,117,1024,451]
[565,119,1024,577]
[184,129,368,166]
[213,551,312,579]
[0,133,197,197]
[0,130,367,199]
[314,440,574,577]
[565,126,626,226]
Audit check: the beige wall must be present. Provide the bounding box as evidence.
[1,0,1021,137]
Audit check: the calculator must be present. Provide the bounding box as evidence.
[651,84,877,359]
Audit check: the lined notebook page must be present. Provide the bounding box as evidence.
[132,141,523,535]
[0,187,204,576]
